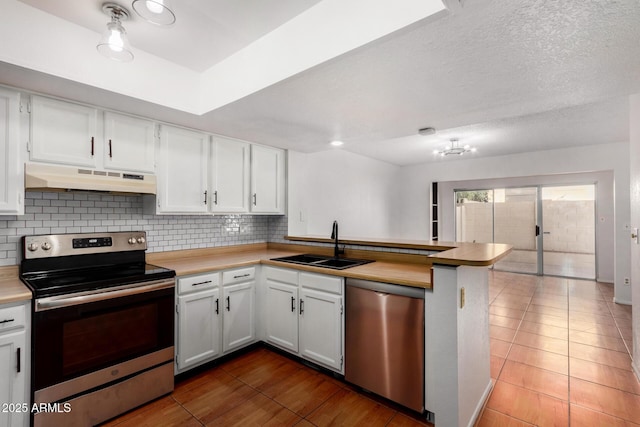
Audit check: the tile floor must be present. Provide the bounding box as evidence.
[100,271,637,426]
[480,270,637,426]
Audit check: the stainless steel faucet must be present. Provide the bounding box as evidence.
[331,220,344,258]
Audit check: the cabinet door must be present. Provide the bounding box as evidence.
[223,281,255,353]
[30,96,98,167]
[103,112,155,173]
[265,280,298,353]
[0,88,22,214]
[177,288,221,371]
[210,137,250,213]
[156,125,209,214]
[299,288,343,372]
[250,145,285,214]
[0,330,26,427]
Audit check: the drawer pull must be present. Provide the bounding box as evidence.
[0,318,15,325]
[191,280,212,287]
[233,274,250,279]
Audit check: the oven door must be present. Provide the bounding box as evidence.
[32,279,174,394]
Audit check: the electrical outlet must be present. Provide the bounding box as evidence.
[624,278,630,286]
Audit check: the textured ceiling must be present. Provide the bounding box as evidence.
[201,0,640,164]
[3,0,640,165]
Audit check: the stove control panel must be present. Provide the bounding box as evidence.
[23,232,148,259]
[73,237,112,249]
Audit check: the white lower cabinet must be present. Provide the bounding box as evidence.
[176,287,221,370]
[265,280,299,353]
[0,302,29,427]
[264,267,344,373]
[222,281,255,353]
[175,268,256,373]
[298,287,343,371]
[175,273,221,373]
[175,265,342,375]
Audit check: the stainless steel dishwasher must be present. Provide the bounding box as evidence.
[345,279,425,412]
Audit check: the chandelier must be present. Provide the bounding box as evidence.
[433,139,476,157]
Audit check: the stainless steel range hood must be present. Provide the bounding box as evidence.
[25,163,157,194]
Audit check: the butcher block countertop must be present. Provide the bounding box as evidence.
[0,266,32,304]
[285,236,512,267]
[148,242,435,289]
[0,239,511,302]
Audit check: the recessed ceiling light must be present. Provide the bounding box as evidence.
[330,140,344,147]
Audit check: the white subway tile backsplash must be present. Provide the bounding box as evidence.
[0,191,281,266]
[0,191,432,267]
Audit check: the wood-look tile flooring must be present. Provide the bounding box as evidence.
[100,346,431,427]
[101,271,637,426]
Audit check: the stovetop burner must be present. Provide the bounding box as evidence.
[22,262,175,298]
[20,232,175,298]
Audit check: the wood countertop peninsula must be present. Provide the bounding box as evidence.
[0,239,512,302]
[285,235,512,266]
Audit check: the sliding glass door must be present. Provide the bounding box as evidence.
[454,184,596,279]
[492,187,539,274]
[541,185,596,279]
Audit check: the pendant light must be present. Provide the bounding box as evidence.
[132,0,176,26]
[97,3,134,62]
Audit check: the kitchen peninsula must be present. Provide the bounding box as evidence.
[148,238,511,427]
[0,239,510,427]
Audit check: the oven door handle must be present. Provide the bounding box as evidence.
[35,279,175,312]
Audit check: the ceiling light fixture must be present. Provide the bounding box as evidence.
[433,138,476,157]
[330,140,344,147]
[132,0,176,26]
[97,3,134,62]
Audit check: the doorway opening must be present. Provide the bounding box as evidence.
[455,184,596,279]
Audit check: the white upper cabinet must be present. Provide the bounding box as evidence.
[0,87,23,214]
[155,125,209,214]
[210,136,250,213]
[103,112,155,173]
[250,144,285,214]
[29,96,156,175]
[30,96,98,168]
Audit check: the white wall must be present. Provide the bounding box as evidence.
[394,143,630,303]
[628,94,640,377]
[287,149,399,238]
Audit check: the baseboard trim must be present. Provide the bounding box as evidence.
[467,380,493,427]
[613,297,632,305]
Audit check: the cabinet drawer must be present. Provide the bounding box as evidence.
[178,273,219,294]
[264,266,298,285]
[300,273,343,295]
[0,303,26,332]
[222,267,256,285]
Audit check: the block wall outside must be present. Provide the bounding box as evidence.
[457,200,595,254]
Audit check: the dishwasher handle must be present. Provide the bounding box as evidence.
[346,278,424,299]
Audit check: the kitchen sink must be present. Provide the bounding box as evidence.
[271,254,373,270]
